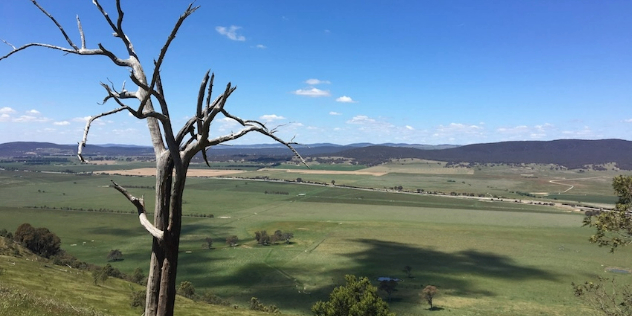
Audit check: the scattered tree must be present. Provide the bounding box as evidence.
[255,231,270,245]
[1,1,303,315]
[272,230,284,243]
[13,223,61,258]
[421,285,438,310]
[331,180,335,186]
[226,235,239,247]
[107,249,123,262]
[203,237,213,249]
[282,232,294,244]
[403,265,412,278]
[312,275,394,316]
[379,279,398,302]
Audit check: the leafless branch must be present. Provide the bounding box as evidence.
[31,0,78,50]
[77,107,127,162]
[76,16,86,49]
[1,40,16,50]
[111,181,164,240]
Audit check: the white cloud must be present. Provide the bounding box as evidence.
[434,123,484,138]
[329,111,342,116]
[346,115,376,125]
[625,119,632,123]
[0,107,15,114]
[256,44,266,49]
[27,109,40,115]
[496,123,556,140]
[336,96,357,103]
[405,125,414,130]
[260,114,286,122]
[305,79,331,85]
[13,115,49,123]
[54,121,70,126]
[215,26,246,41]
[0,113,10,122]
[293,88,331,97]
[72,116,91,122]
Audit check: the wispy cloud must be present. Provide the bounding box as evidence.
[215,26,246,41]
[329,111,342,116]
[434,123,484,139]
[496,123,556,140]
[347,115,376,125]
[256,44,266,49]
[260,114,286,122]
[305,79,331,85]
[293,88,331,97]
[27,109,40,115]
[73,116,91,122]
[405,125,414,130]
[53,121,70,126]
[13,115,49,123]
[336,96,357,103]
[0,107,16,114]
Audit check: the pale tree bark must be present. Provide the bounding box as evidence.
[1,1,304,315]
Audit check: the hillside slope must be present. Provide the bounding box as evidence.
[335,139,632,169]
[0,238,289,316]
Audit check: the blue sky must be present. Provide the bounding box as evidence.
[0,0,630,146]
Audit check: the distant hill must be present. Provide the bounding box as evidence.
[0,141,154,157]
[2,139,630,170]
[334,139,632,170]
[0,141,452,158]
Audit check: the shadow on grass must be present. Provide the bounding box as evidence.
[338,238,560,296]
[189,238,561,313]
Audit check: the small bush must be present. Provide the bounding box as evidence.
[201,291,231,306]
[177,281,196,299]
[130,290,146,309]
[250,297,280,313]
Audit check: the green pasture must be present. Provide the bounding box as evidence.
[1,167,631,315]
[236,159,625,205]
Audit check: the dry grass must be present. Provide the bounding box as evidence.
[96,168,244,177]
[258,168,387,176]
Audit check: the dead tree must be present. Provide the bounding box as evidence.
[1,1,303,316]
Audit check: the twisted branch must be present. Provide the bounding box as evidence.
[111,181,164,240]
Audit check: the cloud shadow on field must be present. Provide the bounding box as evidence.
[189,238,562,313]
[337,238,561,296]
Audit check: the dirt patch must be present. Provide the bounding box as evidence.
[97,168,244,177]
[89,160,118,165]
[258,168,386,176]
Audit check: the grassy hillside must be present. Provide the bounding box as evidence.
[0,239,286,316]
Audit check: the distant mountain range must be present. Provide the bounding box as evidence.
[1,139,631,170]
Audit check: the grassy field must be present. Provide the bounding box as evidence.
[1,162,631,315]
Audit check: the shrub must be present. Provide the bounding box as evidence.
[250,297,279,313]
[130,290,146,309]
[177,281,196,299]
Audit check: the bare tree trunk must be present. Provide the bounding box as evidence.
[1,2,305,316]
